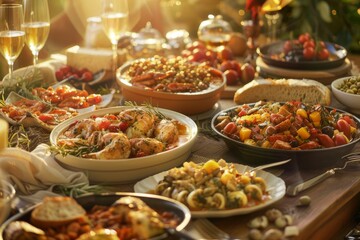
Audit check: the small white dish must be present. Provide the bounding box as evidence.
[332,76,360,114]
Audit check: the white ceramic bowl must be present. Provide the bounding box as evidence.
[332,76,360,115]
[49,106,198,184]
[116,58,225,116]
[0,181,16,224]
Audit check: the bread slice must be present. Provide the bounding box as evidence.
[30,196,86,228]
[234,79,331,105]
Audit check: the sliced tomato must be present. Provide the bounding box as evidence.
[97,118,111,130]
[38,114,55,123]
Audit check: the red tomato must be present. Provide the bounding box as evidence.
[336,119,351,139]
[87,94,102,105]
[317,134,335,148]
[119,122,129,132]
[341,115,357,128]
[223,122,237,135]
[303,47,315,60]
[55,70,64,81]
[38,114,55,123]
[81,71,93,82]
[303,40,315,49]
[298,34,310,44]
[299,141,320,149]
[192,48,207,62]
[283,40,292,54]
[333,133,348,146]
[97,118,111,130]
[317,48,329,60]
[224,69,239,86]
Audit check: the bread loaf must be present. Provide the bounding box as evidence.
[234,79,331,105]
[30,196,86,228]
[66,46,127,73]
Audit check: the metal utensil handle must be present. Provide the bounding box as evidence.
[286,169,335,196]
[252,158,291,172]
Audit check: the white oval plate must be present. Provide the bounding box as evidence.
[134,163,286,218]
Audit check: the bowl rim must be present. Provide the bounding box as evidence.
[49,106,198,169]
[116,58,226,98]
[211,103,360,154]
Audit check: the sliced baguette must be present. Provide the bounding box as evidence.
[234,79,331,105]
[30,196,86,228]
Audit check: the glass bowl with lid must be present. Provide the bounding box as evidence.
[197,14,232,51]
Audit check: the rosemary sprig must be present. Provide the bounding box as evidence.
[52,183,106,198]
[9,125,50,151]
[124,101,166,119]
[50,142,100,158]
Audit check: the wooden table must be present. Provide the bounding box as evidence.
[4,53,360,239]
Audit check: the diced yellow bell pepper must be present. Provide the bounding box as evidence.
[297,127,311,139]
[244,139,256,146]
[313,121,321,127]
[309,111,321,123]
[296,108,308,119]
[261,140,271,148]
[221,171,235,185]
[239,127,252,141]
[202,159,220,174]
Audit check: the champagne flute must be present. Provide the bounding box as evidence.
[0,4,25,80]
[101,0,129,76]
[22,0,50,66]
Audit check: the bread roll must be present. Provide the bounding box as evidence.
[30,196,86,228]
[234,79,331,105]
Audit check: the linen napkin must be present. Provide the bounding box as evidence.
[0,144,89,205]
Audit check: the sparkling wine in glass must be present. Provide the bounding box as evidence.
[101,0,128,76]
[22,0,50,66]
[0,4,25,80]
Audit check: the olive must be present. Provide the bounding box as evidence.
[322,126,334,138]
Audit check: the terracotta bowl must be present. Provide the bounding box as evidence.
[116,58,225,116]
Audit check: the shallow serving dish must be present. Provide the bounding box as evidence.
[0,192,191,240]
[257,40,347,70]
[116,58,226,116]
[211,104,360,168]
[331,76,360,115]
[134,163,286,218]
[49,106,198,184]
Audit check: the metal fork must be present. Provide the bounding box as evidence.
[286,152,360,196]
[193,218,233,240]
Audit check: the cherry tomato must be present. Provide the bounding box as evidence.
[298,33,310,44]
[317,134,335,148]
[336,119,351,139]
[97,118,111,130]
[333,133,348,146]
[119,122,129,132]
[224,69,239,86]
[303,47,315,60]
[317,48,329,60]
[81,71,93,82]
[283,40,292,54]
[299,141,320,149]
[303,40,315,49]
[87,94,102,105]
[341,115,357,128]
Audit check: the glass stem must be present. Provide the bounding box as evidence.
[7,60,13,80]
[33,51,39,66]
[111,42,118,79]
